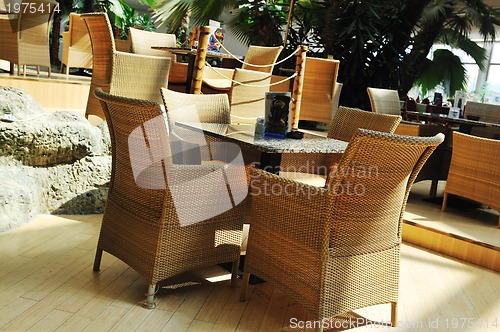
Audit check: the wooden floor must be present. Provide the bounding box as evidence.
[0,211,498,332]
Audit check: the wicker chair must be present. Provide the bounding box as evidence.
[280,106,402,186]
[299,58,341,125]
[367,87,402,115]
[367,87,449,190]
[129,27,188,84]
[228,68,272,124]
[93,87,248,308]
[60,13,92,76]
[241,129,444,331]
[202,45,283,92]
[81,13,171,121]
[160,87,231,162]
[442,132,500,227]
[0,0,57,77]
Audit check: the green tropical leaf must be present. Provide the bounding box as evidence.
[416,48,466,96]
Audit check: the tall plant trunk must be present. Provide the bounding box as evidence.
[399,1,454,96]
[50,1,61,67]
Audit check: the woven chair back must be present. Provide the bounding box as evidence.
[81,13,114,87]
[81,13,115,119]
[367,87,402,115]
[129,27,177,57]
[229,68,272,124]
[109,52,170,103]
[444,132,500,225]
[67,13,91,49]
[161,88,231,162]
[161,88,230,125]
[328,106,402,142]
[299,57,340,124]
[326,129,444,255]
[242,45,283,73]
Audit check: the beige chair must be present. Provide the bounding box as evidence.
[463,101,500,139]
[160,87,232,162]
[0,0,57,76]
[81,13,171,121]
[202,45,283,92]
[228,68,272,124]
[160,87,230,125]
[94,87,248,309]
[129,27,177,56]
[280,106,402,186]
[60,13,92,76]
[129,27,188,84]
[367,87,402,115]
[298,58,341,125]
[241,129,444,331]
[442,132,500,227]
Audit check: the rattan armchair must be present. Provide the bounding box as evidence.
[94,87,249,308]
[0,0,57,76]
[228,68,272,124]
[81,13,171,121]
[280,106,402,185]
[129,27,188,84]
[299,58,341,125]
[60,13,92,76]
[202,45,283,92]
[241,129,444,331]
[442,132,500,227]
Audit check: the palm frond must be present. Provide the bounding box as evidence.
[437,28,487,70]
[152,0,191,32]
[416,48,466,96]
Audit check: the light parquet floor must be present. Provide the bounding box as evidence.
[0,213,498,332]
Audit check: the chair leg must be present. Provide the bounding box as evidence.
[60,63,63,73]
[315,325,324,332]
[143,283,157,309]
[36,66,40,75]
[47,65,51,77]
[239,272,250,302]
[391,302,398,327]
[230,258,239,288]
[93,248,103,271]
[429,179,438,197]
[66,65,69,77]
[441,193,448,212]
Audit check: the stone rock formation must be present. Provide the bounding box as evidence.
[0,87,111,232]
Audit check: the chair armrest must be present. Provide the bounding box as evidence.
[202,67,235,90]
[249,167,330,250]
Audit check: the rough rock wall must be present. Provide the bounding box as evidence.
[0,87,111,232]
